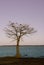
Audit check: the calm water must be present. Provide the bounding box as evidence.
[0,45,44,58]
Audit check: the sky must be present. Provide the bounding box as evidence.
[0,0,44,45]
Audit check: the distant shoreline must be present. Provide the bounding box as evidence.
[0,45,44,47]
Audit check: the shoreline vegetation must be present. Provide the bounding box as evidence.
[0,56,44,65]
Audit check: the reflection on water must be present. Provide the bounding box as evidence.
[0,45,44,58]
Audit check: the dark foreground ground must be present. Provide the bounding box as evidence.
[0,57,44,65]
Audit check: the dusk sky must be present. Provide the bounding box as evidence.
[0,0,44,45]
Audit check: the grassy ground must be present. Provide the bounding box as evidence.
[0,57,44,65]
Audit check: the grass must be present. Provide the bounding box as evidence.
[0,56,44,65]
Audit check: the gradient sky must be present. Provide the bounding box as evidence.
[0,0,44,45]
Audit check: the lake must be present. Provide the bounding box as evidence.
[0,45,44,58]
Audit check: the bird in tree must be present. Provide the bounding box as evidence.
[5,21,36,58]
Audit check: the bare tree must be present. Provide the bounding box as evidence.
[5,22,36,58]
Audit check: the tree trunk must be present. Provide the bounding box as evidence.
[16,39,21,58]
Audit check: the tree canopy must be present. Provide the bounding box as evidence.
[5,22,36,42]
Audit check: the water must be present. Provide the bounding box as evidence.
[0,45,44,58]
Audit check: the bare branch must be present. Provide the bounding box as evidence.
[4,22,36,43]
